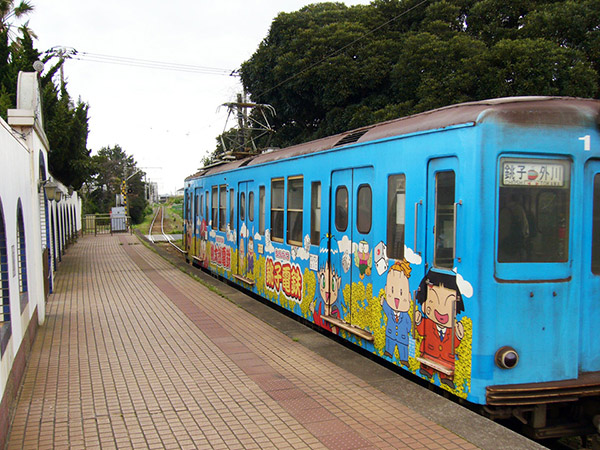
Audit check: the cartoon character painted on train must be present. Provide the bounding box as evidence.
[415,269,465,389]
[354,240,372,280]
[311,236,343,333]
[380,259,412,368]
[199,218,208,266]
[247,236,255,274]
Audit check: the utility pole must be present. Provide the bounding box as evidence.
[44,46,77,93]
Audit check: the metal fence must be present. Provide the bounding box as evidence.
[82,214,132,235]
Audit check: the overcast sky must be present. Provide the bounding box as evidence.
[26,0,371,194]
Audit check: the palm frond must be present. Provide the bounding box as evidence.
[13,0,34,18]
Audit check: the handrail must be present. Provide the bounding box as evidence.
[453,200,462,263]
[414,200,422,255]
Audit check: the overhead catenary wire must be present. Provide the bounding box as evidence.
[71,51,234,76]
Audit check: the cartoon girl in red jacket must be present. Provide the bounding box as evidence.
[415,269,465,390]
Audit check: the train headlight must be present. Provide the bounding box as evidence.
[495,346,519,369]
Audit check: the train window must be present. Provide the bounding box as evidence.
[259,186,265,235]
[194,194,199,223]
[184,193,189,220]
[387,174,406,259]
[434,171,455,269]
[593,175,600,274]
[287,177,303,245]
[240,192,246,221]
[200,194,204,219]
[205,191,209,221]
[249,191,255,222]
[357,184,372,234]
[219,185,227,231]
[230,189,235,227]
[498,158,570,263]
[271,178,284,242]
[211,187,218,228]
[335,186,348,232]
[311,182,321,245]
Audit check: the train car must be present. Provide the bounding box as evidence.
[183,97,600,439]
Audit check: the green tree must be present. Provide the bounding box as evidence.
[226,0,600,159]
[42,79,93,190]
[0,0,35,119]
[85,145,147,224]
[0,1,94,190]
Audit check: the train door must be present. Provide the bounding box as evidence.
[419,157,462,380]
[330,167,374,327]
[184,190,191,254]
[193,187,201,256]
[581,160,600,372]
[238,181,256,281]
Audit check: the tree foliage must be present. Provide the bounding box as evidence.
[0,0,93,190]
[238,0,599,149]
[85,145,148,224]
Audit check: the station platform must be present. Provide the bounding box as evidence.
[6,234,545,450]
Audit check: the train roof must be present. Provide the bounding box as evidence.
[186,96,600,180]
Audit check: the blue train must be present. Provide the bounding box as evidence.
[183,97,600,439]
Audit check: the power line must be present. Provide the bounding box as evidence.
[68,50,235,76]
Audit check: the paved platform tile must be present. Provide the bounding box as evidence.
[5,235,490,449]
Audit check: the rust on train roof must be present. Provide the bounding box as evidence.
[186,96,600,180]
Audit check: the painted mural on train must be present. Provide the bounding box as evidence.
[251,231,474,399]
[192,221,474,399]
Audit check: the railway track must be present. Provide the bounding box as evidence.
[148,205,185,254]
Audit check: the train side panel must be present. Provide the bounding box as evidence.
[186,124,484,403]
[183,98,600,437]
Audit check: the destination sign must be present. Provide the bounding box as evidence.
[502,160,568,187]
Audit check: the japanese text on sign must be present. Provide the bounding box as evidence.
[265,257,303,303]
[211,243,231,270]
[502,161,566,187]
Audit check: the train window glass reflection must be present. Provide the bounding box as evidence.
[200,194,204,219]
[357,184,372,234]
[387,174,406,259]
[287,176,303,245]
[497,158,570,263]
[185,193,189,220]
[211,187,218,228]
[219,185,227,231]
[259,186,265,235]
[271,178,284,242]
[249,191,255,222]
[593,174,600,274]
[434,171,455,269]
[240,192,246,221]
[336,186,348,232]
[230,189,235,227]
[311,182,321,245]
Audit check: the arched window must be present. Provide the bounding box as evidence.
[50,208,57,269]
[16,201,28,312]
[57,207,62,261]
[69,206,74,241]
[0,200,11,355]
[38,151,48,250]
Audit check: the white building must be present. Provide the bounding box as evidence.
[0,72,81,447]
